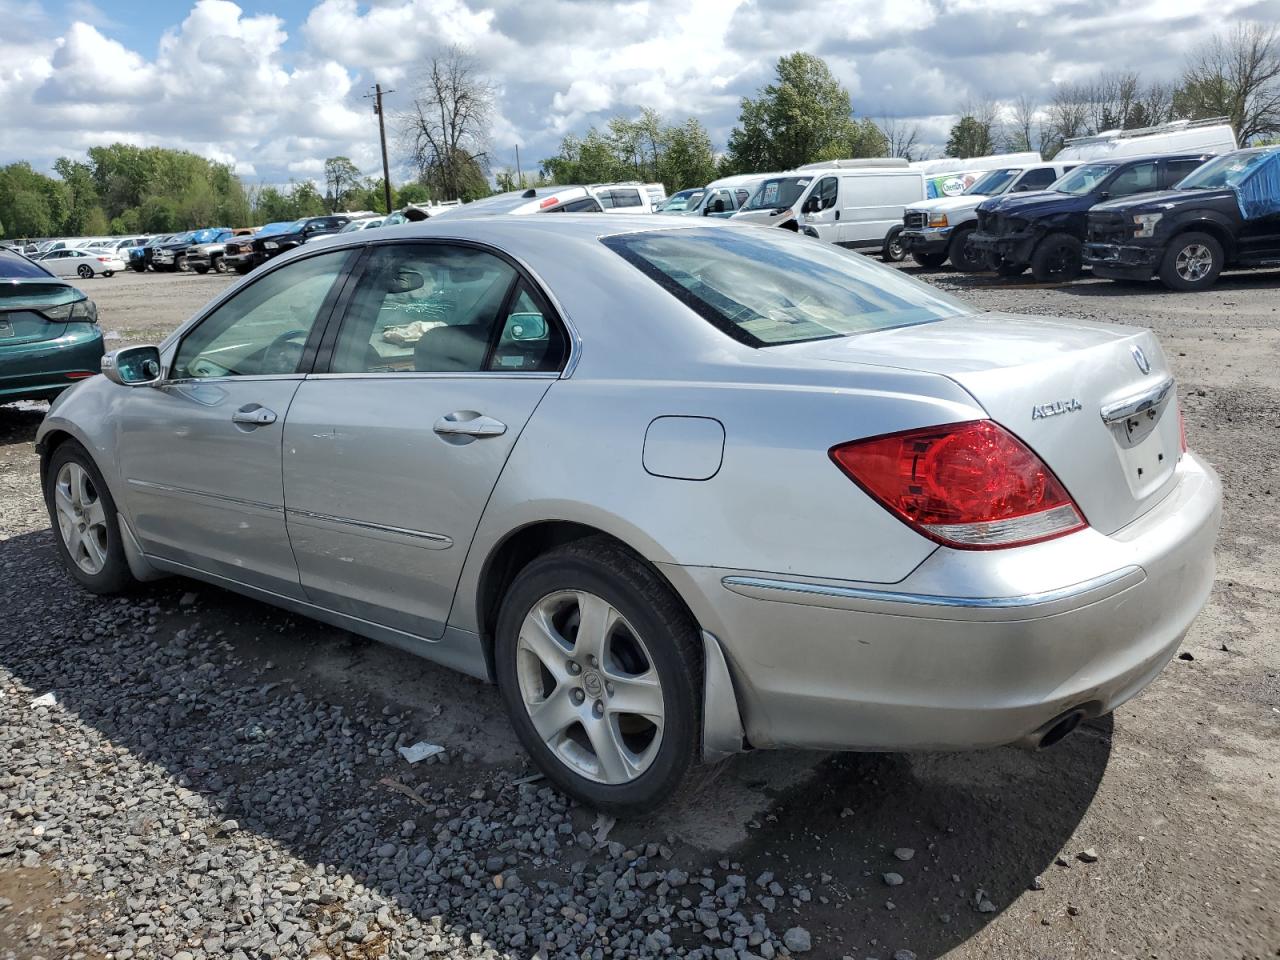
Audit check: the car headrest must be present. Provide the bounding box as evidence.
[415,324,489,372]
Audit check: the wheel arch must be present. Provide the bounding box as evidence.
[1169,219,1236,260]
[468,518,747,759]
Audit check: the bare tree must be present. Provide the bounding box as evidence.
[874,116,922,160]
[1045,84,1090,155]
[1008,94,1039,152]
[401,46,495,201]
[962,97,1003,153]
[1178,22,1280,143]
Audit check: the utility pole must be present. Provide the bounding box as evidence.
[365,83,395,215]
[515,145,523,188]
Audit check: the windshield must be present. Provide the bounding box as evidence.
[602,228,972,347]
[1052,163,1118,196]
[964,168,1021,196]
[661,190,705,212]
[741,177,811,212]
[1176,149,1272,190]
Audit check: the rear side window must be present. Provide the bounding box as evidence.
[602,228,971,347]
[0,250,54,278]
[550,197,603,213]
[610,189,642,208]
[1161,158,1205,188]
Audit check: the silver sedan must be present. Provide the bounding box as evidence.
[36,216,1221,812]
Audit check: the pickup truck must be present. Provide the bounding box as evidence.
[968,154,1211,282]
[1083,146,1280,291]
[900,163,1074,270]
[250,215,351,265]
[151,229,231,272]
[185,228,255,274]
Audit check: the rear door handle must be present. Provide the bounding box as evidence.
[433,412,507,438]
[232,405,277,426]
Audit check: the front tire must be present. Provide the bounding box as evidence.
[1030,232,1083,283]
[1158,232,1223,291]
[176,255,189,272]
[495,537,702,814]
[77,264,93,279]
[44,440,133,595]
[212,255,227,274]
[881,225,907,262]
[948,227,984,272]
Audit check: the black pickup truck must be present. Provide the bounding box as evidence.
[969,153,1211,282]
[251,215,351,264]
[1084,146,1280,291]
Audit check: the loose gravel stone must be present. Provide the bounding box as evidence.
[882,872,904,886]
[893,848,915,862]
[782,927,812,953]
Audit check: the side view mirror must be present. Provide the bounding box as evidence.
[1098,191,1110,201]
[506,312,547,341]
[102,345,162,387]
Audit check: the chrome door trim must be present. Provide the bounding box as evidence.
[126,477,282,513]
[285,508,453,548]
[1100,376,1174,425]
[304,371,559,382]
[721,566,1144,611]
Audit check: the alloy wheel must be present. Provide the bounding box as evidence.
[77,264,93,278]
[515,590,665,785]
[1175,243,1214,283]
[53,462,109,575]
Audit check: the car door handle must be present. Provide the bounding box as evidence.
[433,413,507,438]
[231,405,277,426]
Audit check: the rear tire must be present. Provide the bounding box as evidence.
[911,250,948,269]
[948,227,984,272]
[494,537,702,814]
[193,265,209,275]
[1158,232,1223,292]
[1030,232,1083,283]
[43,440,133,595]
[881,226,907,262]
[103,270,114,278]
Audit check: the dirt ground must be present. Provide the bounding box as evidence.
[1,259,1277,959]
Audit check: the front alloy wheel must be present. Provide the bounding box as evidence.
[77,264,93,279]
[1158,232,1224,291]
[53,461,109,575]
[516,590,664,784]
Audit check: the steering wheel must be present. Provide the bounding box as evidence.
[261,328,308,374]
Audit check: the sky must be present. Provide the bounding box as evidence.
[2,0,1278,190]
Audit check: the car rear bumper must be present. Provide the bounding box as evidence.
[0,327,105,403]
[661,452,1220,752]
[1083,242,1161,278]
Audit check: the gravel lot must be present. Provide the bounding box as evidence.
[2,262,1277,960]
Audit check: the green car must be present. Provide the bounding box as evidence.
[1,248,105,404]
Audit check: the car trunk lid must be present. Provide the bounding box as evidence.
[0,283,77,345]
[782,312,1181,534]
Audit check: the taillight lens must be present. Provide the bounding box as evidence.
[830,420,1087,549]
[1178,407,1187,454]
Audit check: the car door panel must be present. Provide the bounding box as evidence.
[282,376,554,636]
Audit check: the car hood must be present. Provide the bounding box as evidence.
[1090,188,1234,214]
[979,190,1080,216]
[905,194,989,215]
[189,241,226,253]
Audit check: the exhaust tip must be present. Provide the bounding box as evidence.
[1036,710,1084,750]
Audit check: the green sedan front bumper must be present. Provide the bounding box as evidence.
[0,323,105,404]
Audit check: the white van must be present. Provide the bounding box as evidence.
[1056,118,1237,162]
[670,174,776,218]
[588,182,667,213]
[731,168,928,259]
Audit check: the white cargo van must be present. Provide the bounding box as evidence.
[731,167,928,260]
[1056,118,1237,162]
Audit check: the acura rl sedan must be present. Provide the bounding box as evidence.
[36,216,1220,812]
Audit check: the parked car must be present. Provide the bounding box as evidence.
[224,223,293,274]
[126,235,174,273]
[338,217,386,233]
[655,189,705,213]
[431,187,604,218]
[152,229,234,273]
[249,216,351,265]
[901,162,1078,270]
[185,228,255,275]
[1083,146,1280,291]
[969,153,1213,282]
[674,175,773,219]
[735,164,928,260]
[0,248,104,403]
[35,248,125,278]
[588,182,667,213]
[36,216,1219,812]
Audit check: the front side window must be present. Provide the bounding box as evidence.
[1052,163,1118,196]
[328,244,566,374]
[603,228,972,347]
[172,249,351,380]
[814,177,838,209]
[1106,161,1158,197]
[1012,168,1058,191]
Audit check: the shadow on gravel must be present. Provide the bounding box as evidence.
[0,525,1110,958]
[0,405,46,445]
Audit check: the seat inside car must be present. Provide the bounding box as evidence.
[414,324,491,371]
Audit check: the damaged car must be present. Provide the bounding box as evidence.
[1083,146,1280,291]
[969,154,1211,282]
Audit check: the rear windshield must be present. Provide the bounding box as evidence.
[1176,149,1273,189]
[0,250,54,279]
[602,228,972,347]
[0,281,80,307]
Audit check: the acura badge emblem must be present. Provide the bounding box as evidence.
[1131,345,1151,375]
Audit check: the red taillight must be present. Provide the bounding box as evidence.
[97,257,110,262]
[65,372,95,380]
[1178,407,1187,454]
[539,196,559,209]
[830,420,1087,550]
